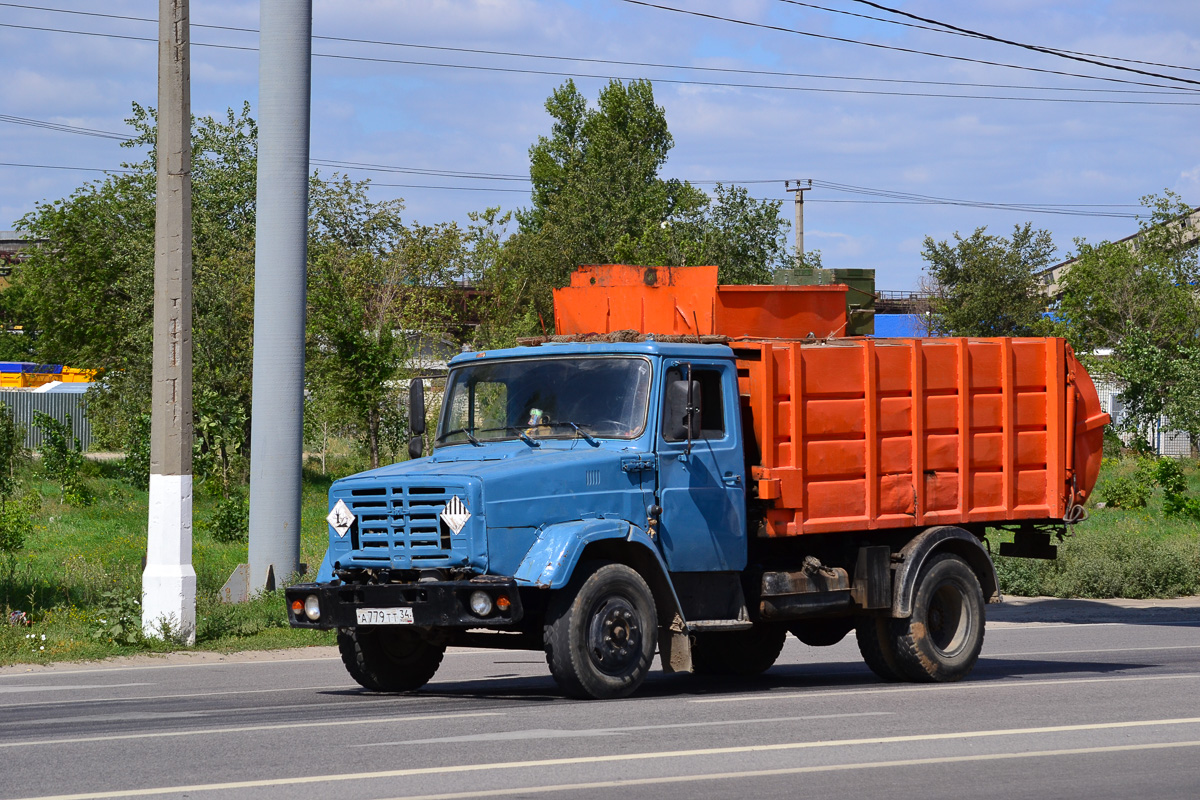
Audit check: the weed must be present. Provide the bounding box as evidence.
[92,588,143,646]
[33,412,92,506]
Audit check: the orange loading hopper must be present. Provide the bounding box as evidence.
[554,264,849,339]
[553,265,1110,534]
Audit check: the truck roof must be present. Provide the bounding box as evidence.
[447,339,735,367]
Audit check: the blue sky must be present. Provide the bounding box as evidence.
[1,0,1198,289]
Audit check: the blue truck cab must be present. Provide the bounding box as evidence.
[287,339,760,699]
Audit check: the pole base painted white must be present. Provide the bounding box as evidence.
[143,473,197,644]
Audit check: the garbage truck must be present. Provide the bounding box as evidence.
[286,265,1109,699]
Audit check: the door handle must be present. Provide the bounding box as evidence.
[723,472,742,487]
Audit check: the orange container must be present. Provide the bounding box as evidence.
[738,337,1108,536]
[553,265,1110,535]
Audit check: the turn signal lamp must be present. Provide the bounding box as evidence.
[496,595,511,612]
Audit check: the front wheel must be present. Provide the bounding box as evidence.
[891,553,986,682]
[544,561,658,700]
[338,627,445,692]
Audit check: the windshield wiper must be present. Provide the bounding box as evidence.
[437,427,482,446]
[558,421,600,447]
[506,426,541,448]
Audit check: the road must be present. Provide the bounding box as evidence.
[1,597,1199,800]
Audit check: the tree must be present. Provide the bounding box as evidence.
[13,103,258,482]
[921,223,1056,337]
[307,174,466,468]
[1056,191,1200,439]
[476,80,792,345]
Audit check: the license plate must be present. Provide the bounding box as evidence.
[356,607,414,625]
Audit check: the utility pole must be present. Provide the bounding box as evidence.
[143,0,195,643]
[785,179,812,267]
[247,0,312,592]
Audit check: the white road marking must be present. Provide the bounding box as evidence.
[0,685,354,709]
[360,712,894,746]
[0,711,499,749]
[370,740,1200,800]
[13,716,1200,800]
[0,683,150,694]
[989,644,1200,657]
[0,654,340,678]
[692,671,1200,703]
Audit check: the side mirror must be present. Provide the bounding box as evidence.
[409,378,426,435]
[408,436,424,460]
[665,379,701,442]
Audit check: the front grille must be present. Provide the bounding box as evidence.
[341,483,471,568]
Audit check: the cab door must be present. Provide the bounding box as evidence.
[655,360,747,572]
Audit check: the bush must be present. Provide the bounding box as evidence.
[121,413,151,490]
[205,490,249,544]
[33,412,92,505]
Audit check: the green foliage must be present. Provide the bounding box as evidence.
[995,527,1200,599]
[1156,458,1200,520]
[0,404,23,503]
[91,588,143,646]
[32,412,91,505]
[120,413,151,490]
[1056,191,1200,440]
[922,222,1056,336]
[307,173,465,468]
[204,490,248,544]
[1099,472,1152,509]
[13,103,257,469]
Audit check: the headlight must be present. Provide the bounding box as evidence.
[469,590,493,617]
[304,594,321,621]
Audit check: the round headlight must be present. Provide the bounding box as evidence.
[303,594,321,621]
[469,590,493,617]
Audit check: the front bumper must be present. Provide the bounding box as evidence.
[285,579,524,630]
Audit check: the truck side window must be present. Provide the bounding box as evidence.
[663,367,725,441]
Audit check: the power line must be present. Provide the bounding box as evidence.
[3,21,1200,106]
[616,0,1200,92]
[0,2,1191,97]
[844,0,1200,86]
[774,0,1200,75]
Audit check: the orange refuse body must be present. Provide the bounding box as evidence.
[554,265,1110,536]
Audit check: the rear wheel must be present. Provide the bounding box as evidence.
[338,627,445,692]
[891,553,985,682]
[691,624,787,676]
[855,616,905,682]
[544,562,658,700]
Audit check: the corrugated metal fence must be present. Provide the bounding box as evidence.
[0,392,92,451]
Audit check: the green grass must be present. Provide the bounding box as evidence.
[994,456,1200,598]
[0,457,350,666]
[2,454,1199,667]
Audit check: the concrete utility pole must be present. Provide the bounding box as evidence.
[143,0,196,643]
[785,179,812,266]
[247,0,313,592]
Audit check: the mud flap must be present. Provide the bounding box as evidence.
[658,614,693,673]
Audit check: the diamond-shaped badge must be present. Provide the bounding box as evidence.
[440,496,471,535]
[326,498,355,538]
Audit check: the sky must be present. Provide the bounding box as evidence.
[1,0,1198,290]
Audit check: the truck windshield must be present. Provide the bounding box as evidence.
[436,356,652,446]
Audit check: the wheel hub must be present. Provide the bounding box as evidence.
[587,597,641,675]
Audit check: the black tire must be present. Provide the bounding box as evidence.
[855,615,906,682]
[691,624,787,676]
[891,553,985,682]
[789,618,854,647]
[338,627,445,692]
[544,561,658,700]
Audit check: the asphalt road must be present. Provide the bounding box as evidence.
[2,597,1199,800]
